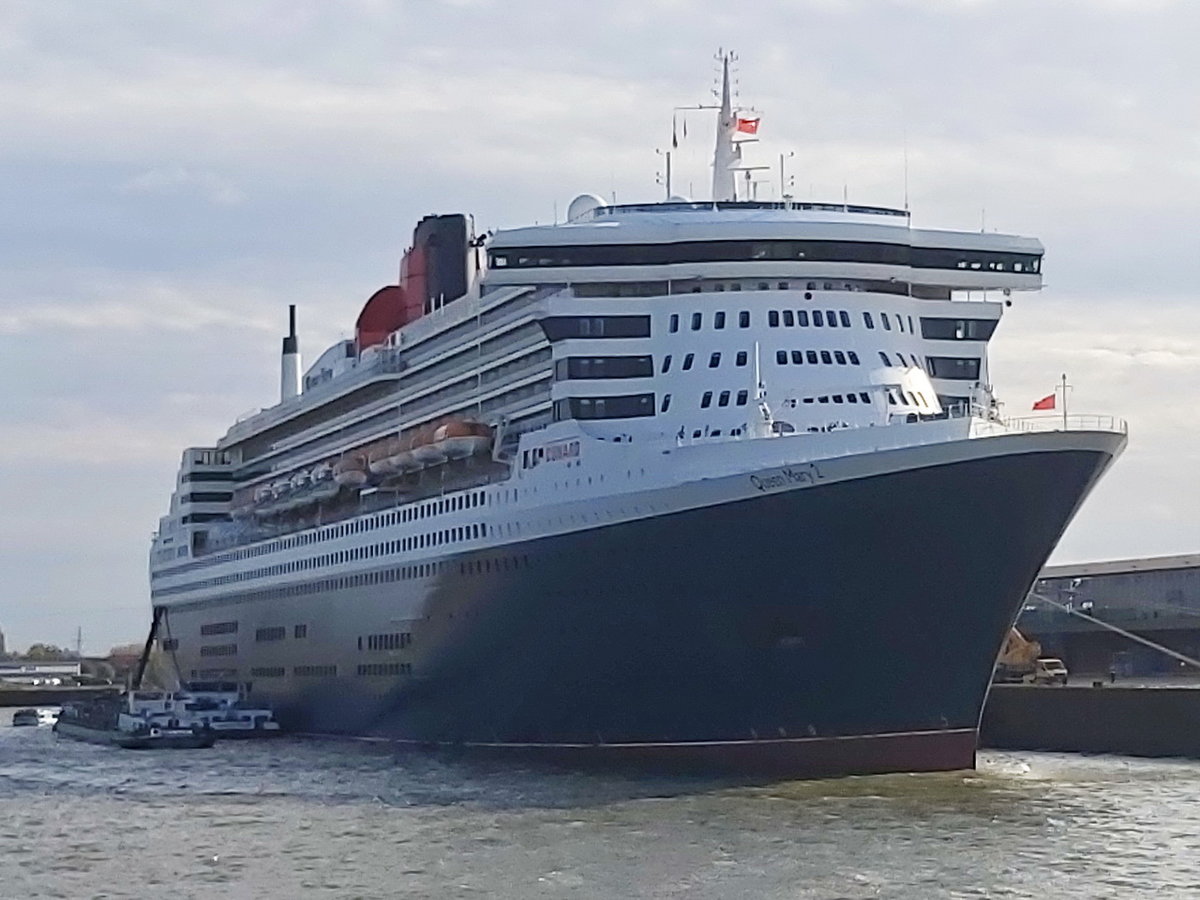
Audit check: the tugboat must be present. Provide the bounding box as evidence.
[53,694,215,749]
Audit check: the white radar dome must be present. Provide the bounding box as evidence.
[567,193,607,222]
[666,194,692,204]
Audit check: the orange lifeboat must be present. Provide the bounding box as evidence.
[333,451,369,488]
[433,419,493,460]
[368,437,401,477]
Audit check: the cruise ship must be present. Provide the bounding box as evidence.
[148,58,1126,777]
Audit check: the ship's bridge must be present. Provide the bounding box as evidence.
[484,199,1043,295]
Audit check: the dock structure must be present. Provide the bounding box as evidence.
[1020,553,1200,678]
[981,684,1200,758]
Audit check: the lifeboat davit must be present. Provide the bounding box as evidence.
[254,480,291,518]
[285,470,314,510]
[387,435,417,472]
[434,419,493,460]
[333,452,369,488]
[310,463,339,501]
[368,438,401,477]
[409,424,445,466]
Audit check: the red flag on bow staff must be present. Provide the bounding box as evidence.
[735,117,760,135]
[1032,393,1055,411]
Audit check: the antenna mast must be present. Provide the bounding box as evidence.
[711,51,739,202]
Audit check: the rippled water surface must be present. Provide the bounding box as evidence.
[2,711,1198,899]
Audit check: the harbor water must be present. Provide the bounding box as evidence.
[2,711,1198,899]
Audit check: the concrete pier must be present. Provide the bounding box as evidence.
[980,683,1200,757]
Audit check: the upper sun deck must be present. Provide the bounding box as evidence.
[488,200,1042,257]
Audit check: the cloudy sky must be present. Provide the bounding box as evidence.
[1,0,1197,654]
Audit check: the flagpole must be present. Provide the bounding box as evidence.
[1061,373,1068,430]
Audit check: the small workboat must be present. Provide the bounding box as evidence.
[53,696,215,750]
[12,707,58,727]
[127,683,281,739]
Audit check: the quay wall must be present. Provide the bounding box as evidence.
[980,684,1200,758]
[0,685,120,707]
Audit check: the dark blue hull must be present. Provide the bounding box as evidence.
[164,442,1117,777]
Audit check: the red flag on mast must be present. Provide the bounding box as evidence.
[1032,393,1055,411]
[735,117,760,135]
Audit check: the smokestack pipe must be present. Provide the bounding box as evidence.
[281,304,300,402]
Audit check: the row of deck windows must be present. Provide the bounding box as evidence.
[768,309,853,329]
[361,632,412,651]
[774,349,861,366]
[162,556,532,620]
[490,240,1042,273]
[157,490,489,579]
[153,522,491,598]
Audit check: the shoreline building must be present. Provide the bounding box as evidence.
[1024,554,1200,676]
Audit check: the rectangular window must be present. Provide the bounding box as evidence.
[735,351,748,366]
[919,317,998,341]
[797,310,809,327]
[568,393,657,419]
[660,394,672,412]
[848,351,860,365]
[661,354,672,373]
[709,352,721,368]
[561,356,654,379]
[834,351,847,365]
[669,314,679,333]
[782,310,794,327]
[736,390,749,406]
[738,311,750,328]
[863,312,875,329]
[812,310,824,327]
[714,311,726,330]
[879,351,891,365]
[682,353,694,370]
[826,309,838,327]
[925,356,981,380]
[691,312,702,331]
[791,350,803,364]
[776,350,788,365]
[294,624,308,639]
[778,281,789,290]
[820,350,833,364]
[161,638,179,651]
[255,626,287,642]
[768,310,779,327]
[200,621,238,636]
[881,313,892,331]
[718,390,731,407]
[700,391,713,408]
[806,350,818,364]
[839,311,851,328]
[200,644,237,657]
[542,316,651,341]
